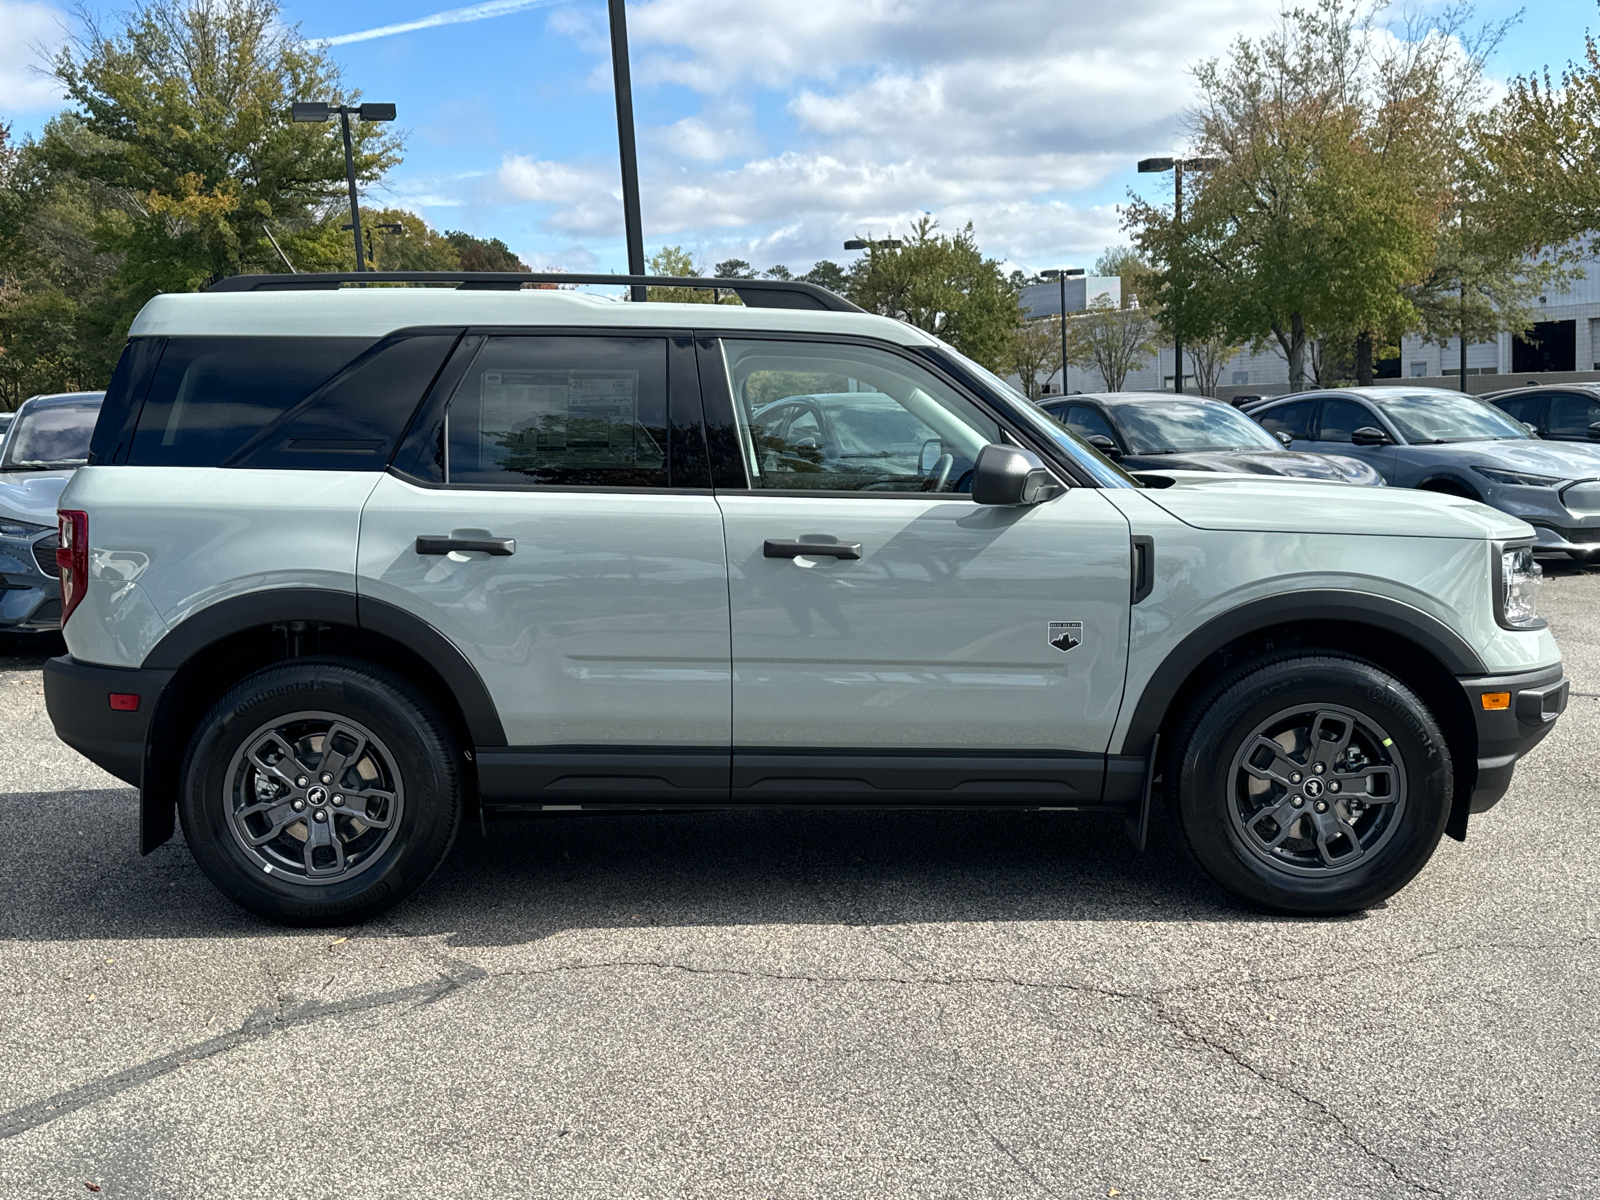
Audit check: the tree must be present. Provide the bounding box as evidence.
[1187,335,1242,396]
[1001,317,1064,400]
[1092,246,1154,309]
[800,260,847,294]
[1064,297,1159,392]
[713,258,754,279]
[846,217,1021,370]
[1123,0,1495,389]
[42,0,401,326]
[443,230,528,272]
[762,265,793,280]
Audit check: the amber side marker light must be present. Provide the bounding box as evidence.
[1481,692,1511,711]
[108,693,140,712]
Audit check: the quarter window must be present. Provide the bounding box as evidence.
[444,336,669,487]
[720,340,1000,493]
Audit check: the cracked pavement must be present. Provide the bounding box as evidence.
[1,562,1598,1198]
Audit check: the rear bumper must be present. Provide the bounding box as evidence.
[1459,664,1568,813]
[42,655,173,787]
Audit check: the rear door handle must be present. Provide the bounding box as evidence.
[763,539,862,560]
[416,535,516,556]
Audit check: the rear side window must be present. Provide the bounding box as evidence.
[1315,399,1375,443]
[1547,392,1600,437]
[1255,400,1315,441]
[128,338,374,466]
[444,336,669,487]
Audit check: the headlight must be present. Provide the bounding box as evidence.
[1496,543,1544,630]
[1473,466,1564,487]
[0,518,49,539]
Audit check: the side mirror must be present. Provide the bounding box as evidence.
[1084,434,1122,460]
[1273,429,1293,447]
[972,444,1063,506]
[918,439,945,473]
[1350,426,1391,447]
[1587,421,1600,441]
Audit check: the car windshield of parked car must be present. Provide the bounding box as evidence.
[1370,392,1532,444]
[0,402,100,469]
[1110,400,1282,455]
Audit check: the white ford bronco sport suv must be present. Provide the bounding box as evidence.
[43,271,1569,925]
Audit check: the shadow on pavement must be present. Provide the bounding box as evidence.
[0,632,64,668]
[0,788,1263,944]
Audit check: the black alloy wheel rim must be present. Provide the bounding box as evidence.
[1226,704,1408,878]
[223,711,405,885]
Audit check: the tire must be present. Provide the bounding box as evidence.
[178,657,463,926]
[1169,653,1452,916]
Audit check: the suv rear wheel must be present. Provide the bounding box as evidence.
[1170,653,1452,915]
[178,657,463,925]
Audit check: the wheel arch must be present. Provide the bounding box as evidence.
[138,589,504,853]
[1415,474,1481,500]
[1121,591,1483,841]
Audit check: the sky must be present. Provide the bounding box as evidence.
[1,0,1596,277]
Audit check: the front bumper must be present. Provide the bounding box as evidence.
[0,534,61,631]
[1528,523,1600,554]
[1459,663,1568,813]
[42,655,174,787]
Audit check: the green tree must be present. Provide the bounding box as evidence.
[42,0,400,326]
[1000,317,1064,400]
[713,258,754,279]
[1092,246,1154,310]
[846,217,1021,370]
[800,259,848,294]
[1124,0,1495,389]
[443,230,528,272]
[1064,296,1159,392]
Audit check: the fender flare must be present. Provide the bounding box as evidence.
[142,587,506,745]
[1118,589,1486,758]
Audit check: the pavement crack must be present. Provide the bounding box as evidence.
[0,964,488,1140]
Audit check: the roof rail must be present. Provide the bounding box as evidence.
[204,272,862,313]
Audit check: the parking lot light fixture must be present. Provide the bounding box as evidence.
[844,238,904,251]
[1137,155,1221,391]
[292,100,397,272]
[1040,268,1084,396]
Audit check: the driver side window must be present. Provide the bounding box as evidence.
[720,339,1001,493]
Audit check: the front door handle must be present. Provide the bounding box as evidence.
[416,535,516,556]
[763,538,862,560]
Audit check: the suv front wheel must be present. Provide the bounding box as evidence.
[179,657,463,925]
[1170,653,1453,915]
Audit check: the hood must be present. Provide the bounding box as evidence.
[1137,471,1530,540]
[0,469,74,526]
[1125,448,1380,483]
[1404,438,1600,479]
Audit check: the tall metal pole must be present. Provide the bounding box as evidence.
[339,107,364,272]
[608,0,647,301]
[1172,162,1184,393]
[1059,273,1068,395]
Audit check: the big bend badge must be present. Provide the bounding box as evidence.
[1048,621,1082,653]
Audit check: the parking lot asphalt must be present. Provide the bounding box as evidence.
[2,565,1598,1200]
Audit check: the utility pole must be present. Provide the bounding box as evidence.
[608,0,646,301]
[291,101,396,274]
[1041,268,1083,394]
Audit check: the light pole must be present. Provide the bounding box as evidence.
[608,0,646,301]
[293,101,396,272]
[1137,155,1219,393]
[1040,268,1083,395]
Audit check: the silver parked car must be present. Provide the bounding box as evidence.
[1245,387,1600,559]
[1038,392,1384,484]
[0,391,104,632]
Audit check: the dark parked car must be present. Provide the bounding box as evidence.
[1038,392,1384,484]
[0,391,104,632]
[1244,386,1600,559]
[1483,384,1600,444]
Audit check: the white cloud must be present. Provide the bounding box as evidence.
[0,0,67,113]
[473,0,1289,271]
[317,0,569,47]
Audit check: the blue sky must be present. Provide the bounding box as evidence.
[2,0,1596,276]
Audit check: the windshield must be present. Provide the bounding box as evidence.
[928,345,1137,487]
[1,402,100,469]
[1370,392,1532,444]
[1108,400,1281,455]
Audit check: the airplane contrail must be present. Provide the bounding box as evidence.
[318,0,570,47]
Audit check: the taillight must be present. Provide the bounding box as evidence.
[57,510,89,626]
